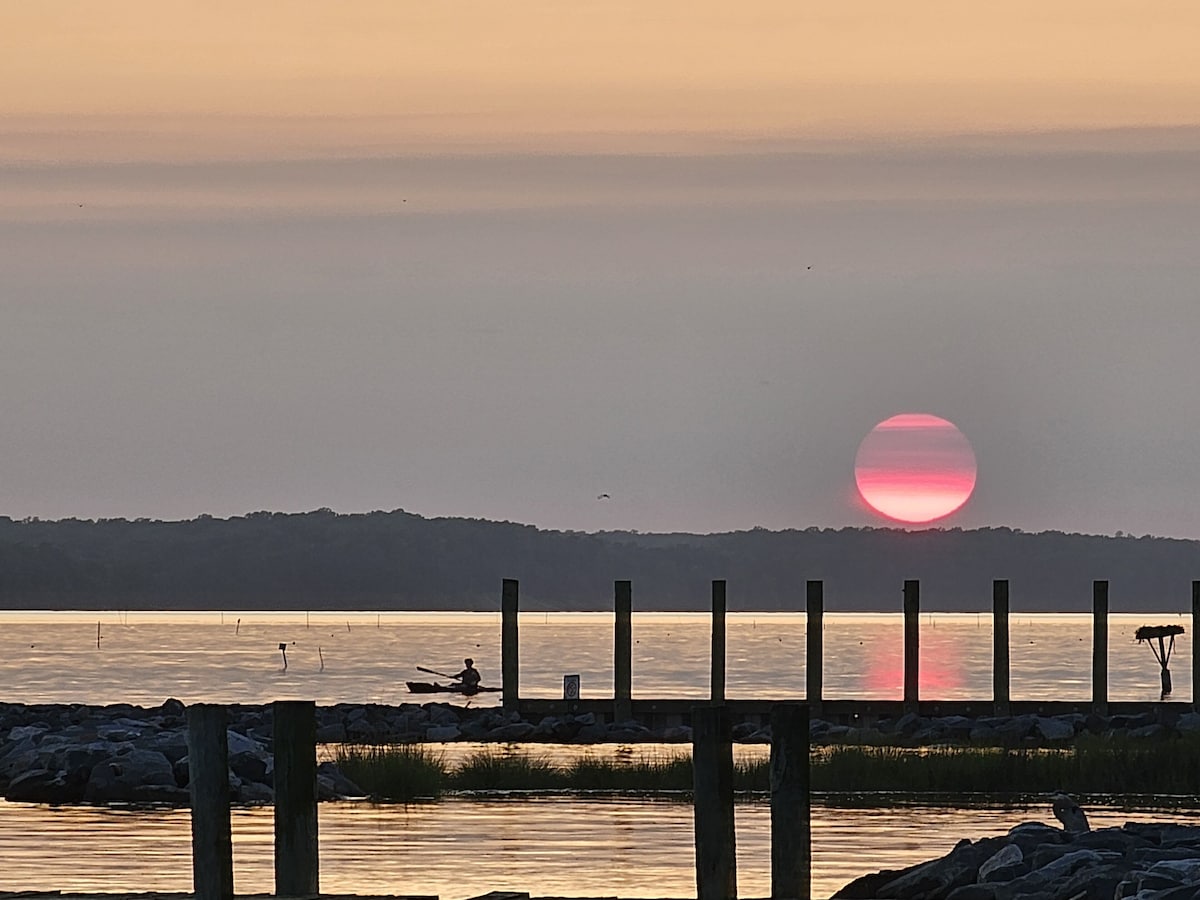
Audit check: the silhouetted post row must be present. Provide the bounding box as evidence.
[903,580,920,713]
[805,581,823,716]
[711,579,727,703]
[502,578,520,712]
[993,579,1010,716]
[693,705,737,900]
[770,702,811,900]
[1093,580,1109,715]
[614,579,633,722]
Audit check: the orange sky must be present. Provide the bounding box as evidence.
[5,1,1199,151]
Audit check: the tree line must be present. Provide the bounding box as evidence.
[0,509,1197,611]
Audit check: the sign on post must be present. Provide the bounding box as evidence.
[563,674,580,700]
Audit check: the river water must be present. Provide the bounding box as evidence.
[0,609,1190,704]
[0,610,1193,897]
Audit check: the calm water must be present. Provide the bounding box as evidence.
[0,610,1193,897]
[0,610,1190,705]
[1,797,1196,899]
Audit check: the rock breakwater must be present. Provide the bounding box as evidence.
[834,812,1200,899]
[4,699,1200,806]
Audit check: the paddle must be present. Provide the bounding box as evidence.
[417,665,460,680]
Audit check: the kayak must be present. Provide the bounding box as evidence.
[406,681,502,695]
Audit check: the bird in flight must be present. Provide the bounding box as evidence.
[597,493,611,500]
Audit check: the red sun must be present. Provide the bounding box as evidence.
[854,413,977,524]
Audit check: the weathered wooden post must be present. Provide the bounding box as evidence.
[805,581,823,715]
[274,700,318,897]
[711,580,727,703]
[615,579,633,723]
[993,580,1010,716]
[903,580,920,713]
[1093,580,1109,716]
[770,703,810,900]
[1193,581,1200,712]
[502,578,519,713]
[693,705,737,900]
[187,703,233,900]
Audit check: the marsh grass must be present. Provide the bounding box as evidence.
[331,735,1200,802]
[333,743,446,801]
[453,749,562,790]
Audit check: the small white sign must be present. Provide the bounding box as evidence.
[563,674,581,700]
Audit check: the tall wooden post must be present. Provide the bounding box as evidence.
[273,700,318,897]
[903,580,920,713]
[805,581,823,715]
[614,580,633,723]
[693,705,737,900]
[1093,580,1109,716]
[187,704,233,900]
[502,578,519,713]
[1192,581,1199,712]
[711,580,727,703]
[993,580,1010,716]
[770,703,810,900]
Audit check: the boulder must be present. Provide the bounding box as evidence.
[83,749,176,804]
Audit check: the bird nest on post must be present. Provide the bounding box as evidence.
[1135,624,1185,698]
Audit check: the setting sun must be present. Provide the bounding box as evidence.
[854,413,977,524]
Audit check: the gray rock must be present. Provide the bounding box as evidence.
[315,723,347,743]
[425,725,461,742]
[1034,716,1075,742]
[83,749,176,804]
[6,768,85,803]
[486,722,536,742]
[977,843,1023,882]
[225,730,264,756]
[1175,712,1200,734]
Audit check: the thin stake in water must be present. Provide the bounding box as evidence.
[279,642,288,670]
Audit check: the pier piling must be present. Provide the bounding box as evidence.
[502,578,520,713]
[711,580,727,703]
[186,703,233,900]
[273,700,319,897]
[615,580,632,722]
[805,581,823,716]
[993,580,1010,716]
[1093,581,1109,715]
[693,705,737,900]
[903,580,920,714]
[770,702,811,900]
[1194,581,1200,712]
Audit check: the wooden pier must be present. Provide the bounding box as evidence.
[495,577,1200,727]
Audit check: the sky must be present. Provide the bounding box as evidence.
[2,2,1199,538]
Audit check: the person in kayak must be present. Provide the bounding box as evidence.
[453,658,482,695]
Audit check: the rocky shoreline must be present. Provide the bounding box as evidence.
[835,805,1200,899]
[3,699,1200,806]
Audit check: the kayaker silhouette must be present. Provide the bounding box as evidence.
[454,658,482,695]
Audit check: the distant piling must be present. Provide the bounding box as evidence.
[805,581,823,715]
[770,702,810,900]
[187,704,233,900]
[903,580,920,714]
[711,580,727,704]
[993,580,1010,716]
[615,580,632,723]
[1192,581,1199,712]
[1093,580,1109,715]
[693,705,737,900]
[502,578,520,712]
[273,700,318,896]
